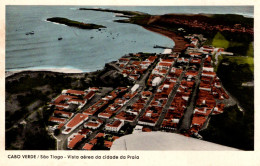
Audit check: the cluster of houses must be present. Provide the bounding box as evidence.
[161,79,195,130]
[83,87,127,116]
[46,31,235,150]
[189,48,230,134]
[139,57,179,126]
[117,54,157,81]
[67,128,92,149]
[147,57,176,87]
[82,133,120,150]
[48,89,96,130]
[115,90,153,122]
[172,16,253,34]
[98,87,138,119]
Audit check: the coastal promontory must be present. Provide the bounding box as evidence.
[46,17,106,29]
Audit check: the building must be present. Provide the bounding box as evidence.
[84,119,103,130]
[152,77,162,87]
[82,143,94,150]
[67,134,85,149]
[131,84,140,93]
[62,113,88,134]
[105,120,124,132]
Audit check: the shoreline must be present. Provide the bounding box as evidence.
[5,67,85,78]
[142,25,187,52]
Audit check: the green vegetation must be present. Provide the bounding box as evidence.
[217,57,253,111]
[211,14,253,27]
[23,121,56,150]
[6,118,56,150]
[246,42,254,57]
[212,32,229,49]
[225,56,253,72]
[208,31,253,56]
[47,17,106,29]
[204,57,255,150]
[200,105,254,150]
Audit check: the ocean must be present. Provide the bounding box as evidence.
[6,6,253,72]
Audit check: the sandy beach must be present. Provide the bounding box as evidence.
[142,26,187,52]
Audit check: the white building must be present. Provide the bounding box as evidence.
[131,84,140,93]
[152,77,162,87]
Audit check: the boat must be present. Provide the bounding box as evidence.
[25,31,34,35]
[58,37,63,40]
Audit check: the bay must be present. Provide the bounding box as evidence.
[6,6,253,72]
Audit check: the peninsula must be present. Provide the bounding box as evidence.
[46,17,106,29]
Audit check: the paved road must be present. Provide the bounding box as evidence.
[179,58,205,130]
[155,69,187,130]
[55,56,160,150]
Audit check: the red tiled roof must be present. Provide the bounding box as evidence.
[66,113,88,128]
[82,143,94,150]
[119,58,130,62]
[68,135,84,149]
[104,141,113,148]
[192,116,207,126]
[78,128,92,136]
[66,89,85,95]
[49,117,66,123]
[142,127,152,132]
[84,91,95,100]
[106,120,123,128]
[54,110,73,117]
[95,133,105,138]
[57,123,65,129]
[147,56,157,62]
[158,62,172,67]
[68,98,85,104]
[53,95,77,104]
[89,138,98,145]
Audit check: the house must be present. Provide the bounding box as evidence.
[131,84,140,93]
[88,87,100,92]
[84,119,103,130]
[118,58,130,64]
[62,113,88,134]
[53,110,74,118]
[202,71,216,77]
[84,91,95,101]
[115,111,136,122]
[152,77,162,87]
[145,56,157,63]
[140,61,151,69]
[82,143,94,150]
[105,120,124,132]
[141,91,152,99]
[62,89,86,96]
[49,117,67,124]
[191,116,207,128]
[67,134,85,149]
[104,141,113,149]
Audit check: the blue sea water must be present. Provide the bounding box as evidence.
[6,6,253,72]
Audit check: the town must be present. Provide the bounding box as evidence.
[45,32,235,150]
[161,14,253,35]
